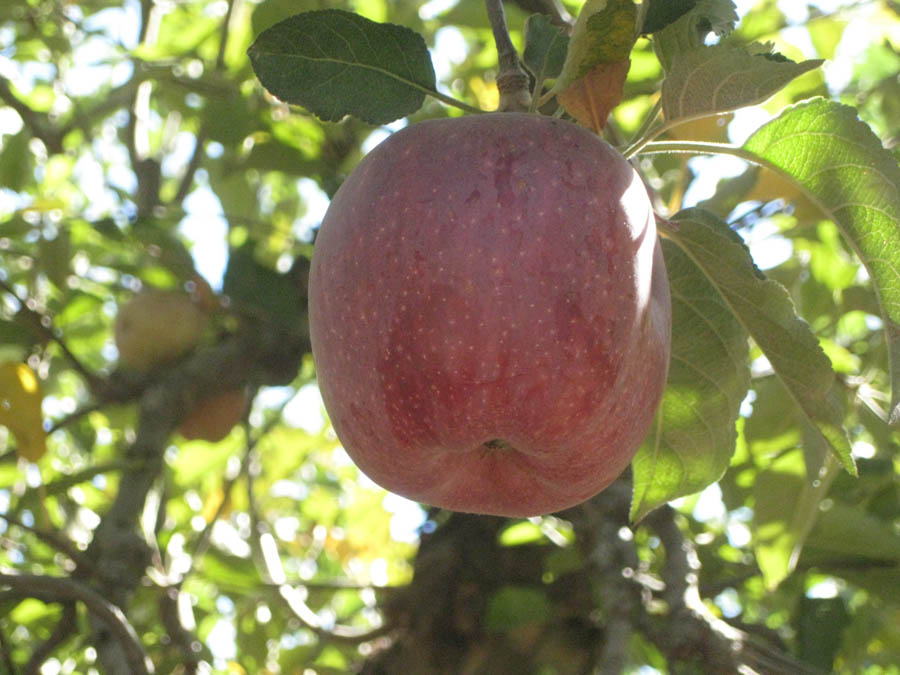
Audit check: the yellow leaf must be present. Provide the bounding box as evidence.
[201,485,229,522]
[665,112,734,142]
[557,59,630,132]
[547,0,636,130]
[744,167,822,223]
[0,361,47,462]
[548,0,636,102]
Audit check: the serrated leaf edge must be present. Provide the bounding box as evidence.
[669,210,856,475]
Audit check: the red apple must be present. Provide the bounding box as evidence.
[308,113,670,517]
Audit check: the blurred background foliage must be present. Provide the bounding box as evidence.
[0,0,899,673]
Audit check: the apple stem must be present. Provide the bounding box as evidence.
[485,0,532,112]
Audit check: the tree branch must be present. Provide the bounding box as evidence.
[0,573,153,675]
[157,585,210,673]
[0,77,63,154]
[0,513,92,573]
[643,505,826,675]
[215,0,238,70]
[242,428,395,646]
[567,479,642,672]
[24,602,77,675]
[276,583,396,645]
[172,0,237,208]
[71,312,308,669]
[171,128,206,207]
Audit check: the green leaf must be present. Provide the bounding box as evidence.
[173,437,239,487]
[794,596,850,671]
[0,319,35,351]
[742,98,900,426]
[753,445,839,589]
[807,16,847,61]
[201,549,263,589]
[223,242,303,325]
[661,44,822,123]
[38,229,71,290]
[640,0,698,34]
[653,0,738,71]
[630,239,749,521]
[552,0,637,94]
[498,520,544,547]
[0,130,34,192]
[522,14,569,82]
[805,500,900,561]
[485,586,553,631]
[668,208,856,474]
[247,9,436,124]
[743,376,803,453]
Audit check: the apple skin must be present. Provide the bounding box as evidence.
[179,388,248,443]
[308,113,671,517]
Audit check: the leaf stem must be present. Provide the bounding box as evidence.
[486,0,532,111]
[633,139,762,164]
[623,113,741,159]
[622,98,662,156]
[426,87,485,114]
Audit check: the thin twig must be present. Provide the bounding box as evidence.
[172,128,206,207]
[0,622,17,675]
[157,585,209,673]
[46,401,104,434]
[0,278,105,393]
[40,459,144,497]
[237,405,397,646]
[275,583,396,645]
[215,0,237,70]
[24,602,77,675]
[625,97,663,152]
[0,513,93,572]
[173,0,235,207]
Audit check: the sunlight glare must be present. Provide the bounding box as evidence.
[419,0,460,21]
[692,483,727,523]
[179,184,229,288]
[807,577,841,598]
[383,492,427,543]
[283,383,326,433]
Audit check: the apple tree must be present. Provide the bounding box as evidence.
[1,0,899,673]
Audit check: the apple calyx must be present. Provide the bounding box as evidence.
[483,439,513,451]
